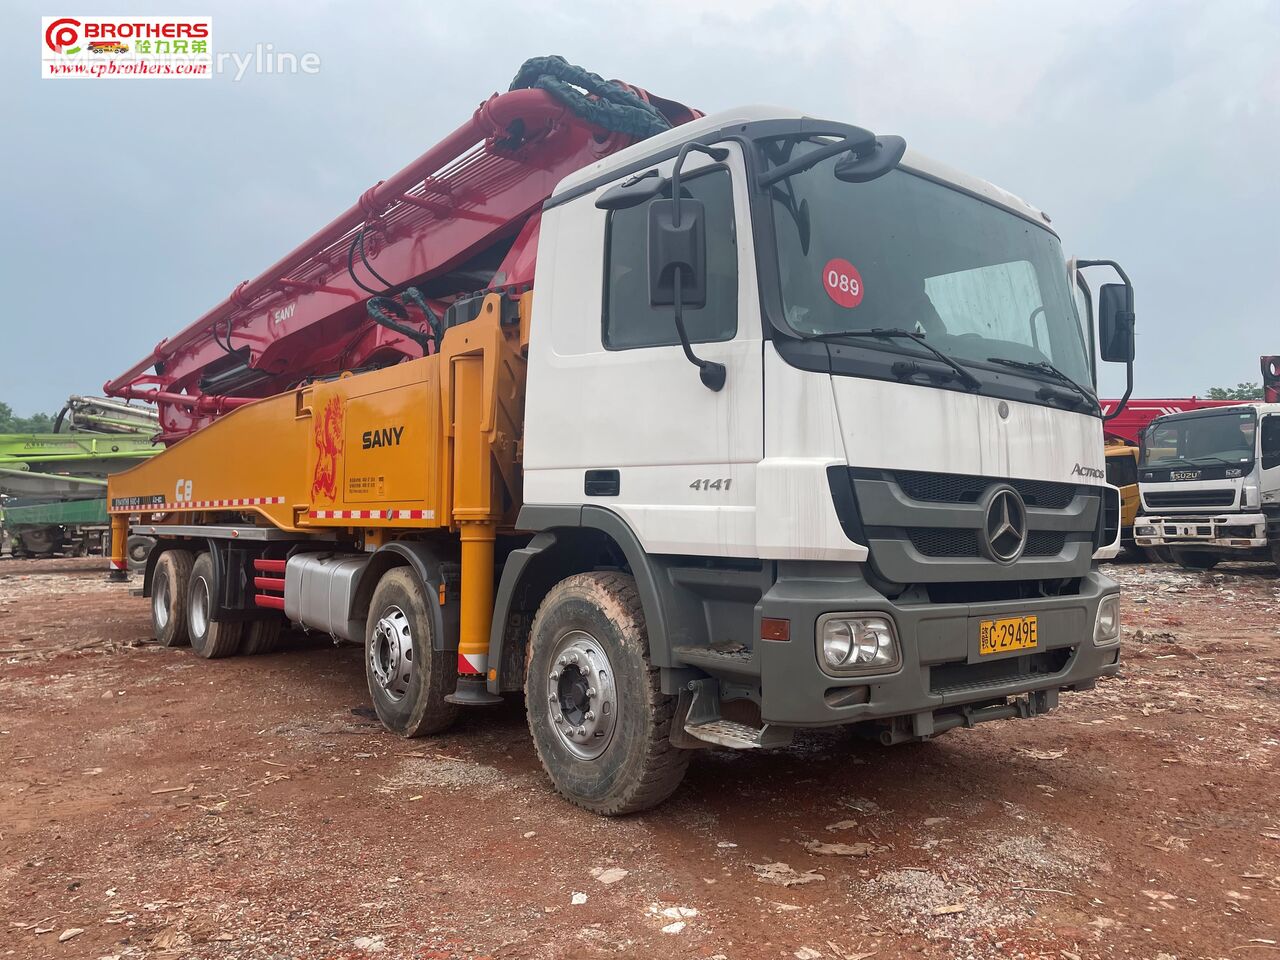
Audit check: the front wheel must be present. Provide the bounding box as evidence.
[525,572,689,816]
[364,567,458,737]
[1170,549,1219,571]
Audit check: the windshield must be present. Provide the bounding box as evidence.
[1140,409,1258,467]
[767,140,1093,388]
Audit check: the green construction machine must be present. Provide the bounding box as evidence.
[0,396,159,562]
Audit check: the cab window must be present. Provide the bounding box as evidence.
[602,168,737,350]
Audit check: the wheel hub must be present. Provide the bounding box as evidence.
[153,571,170,629]
[370,606,415,702]
[547,630,617,760]
[190,576,210,637]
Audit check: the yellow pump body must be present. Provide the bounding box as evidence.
[108,293,528,676]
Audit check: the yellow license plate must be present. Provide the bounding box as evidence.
[979,615,1038,656]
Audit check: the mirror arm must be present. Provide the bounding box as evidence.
[1078,259,1135,421]
[668,142,730,392]
[1104,362,1134,423]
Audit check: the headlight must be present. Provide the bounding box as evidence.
[1135,524,1156,537]
[1094,594,1121,645]
[818,614,901,675]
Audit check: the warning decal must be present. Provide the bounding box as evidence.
[822,258,864,308]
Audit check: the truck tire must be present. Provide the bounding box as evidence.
[187,553,243,658]
[525,572,689,816]
[364,567,458,737]
[126,534,155,572]
[1170,549,1218,571]
[152,549,194,647]
[241,618,283,655]
[19,527,59,557]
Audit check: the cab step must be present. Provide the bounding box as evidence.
[676,678,793,751]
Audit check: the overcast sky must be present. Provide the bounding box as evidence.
[3,0,1277,415]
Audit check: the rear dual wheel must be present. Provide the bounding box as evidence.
[241,618,283,655]
[152,549,194,647]
[151,550,283,656]
[187,553,242,658]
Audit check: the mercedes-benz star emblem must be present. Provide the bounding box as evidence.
[983,488,1028,563]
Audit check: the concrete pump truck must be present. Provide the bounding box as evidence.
[105,58,1133,814]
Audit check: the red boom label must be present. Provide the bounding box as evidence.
[822,258,864,308]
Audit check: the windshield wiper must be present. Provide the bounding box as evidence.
[985,357,1101,415]
[812,329,981,390]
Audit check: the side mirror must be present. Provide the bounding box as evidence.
[1098,282,1135,363]
[647,198,706,308]
[643,141,727,392]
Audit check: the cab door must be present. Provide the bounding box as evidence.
[1260,414,1280,512]
[522,144,764,558]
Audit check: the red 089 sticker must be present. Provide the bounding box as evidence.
[823,258,864,308]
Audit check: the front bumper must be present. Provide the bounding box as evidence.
[1134,513,1267,549]
[753,564,1120,731]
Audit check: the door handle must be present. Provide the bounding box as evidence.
[584,469,620,497]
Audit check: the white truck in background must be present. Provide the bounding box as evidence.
[1135,401,1280,569]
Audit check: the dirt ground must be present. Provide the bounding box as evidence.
[0,557,1276,960]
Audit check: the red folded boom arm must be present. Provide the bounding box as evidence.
[106,83,696,442]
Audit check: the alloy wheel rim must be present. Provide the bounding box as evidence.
[153,571,170,629]
[370,605,416,702]
[190,577,210,637]
[547,630,617,761]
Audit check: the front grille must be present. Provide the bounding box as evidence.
[1025,530,1067,556]
[1144,490,1236,509]
[895,470,1078,509]
[836,467,1101,582]
[909,528,1066,558]
[909,528,980,558]
[930,647,1074,694]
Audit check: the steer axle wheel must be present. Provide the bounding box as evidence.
[187,553,243,658]
[364,567,458,738]
[525,571,688,816]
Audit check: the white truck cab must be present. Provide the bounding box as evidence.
[1135,402,1280,569]
[515,107,1131,751]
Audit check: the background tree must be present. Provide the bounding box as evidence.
[1205,382,1263,401]
[0,401,55,433]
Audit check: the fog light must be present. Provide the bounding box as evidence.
[1094,594,1120,645]
[818,614,900,675]
[1135,525,1156,537]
